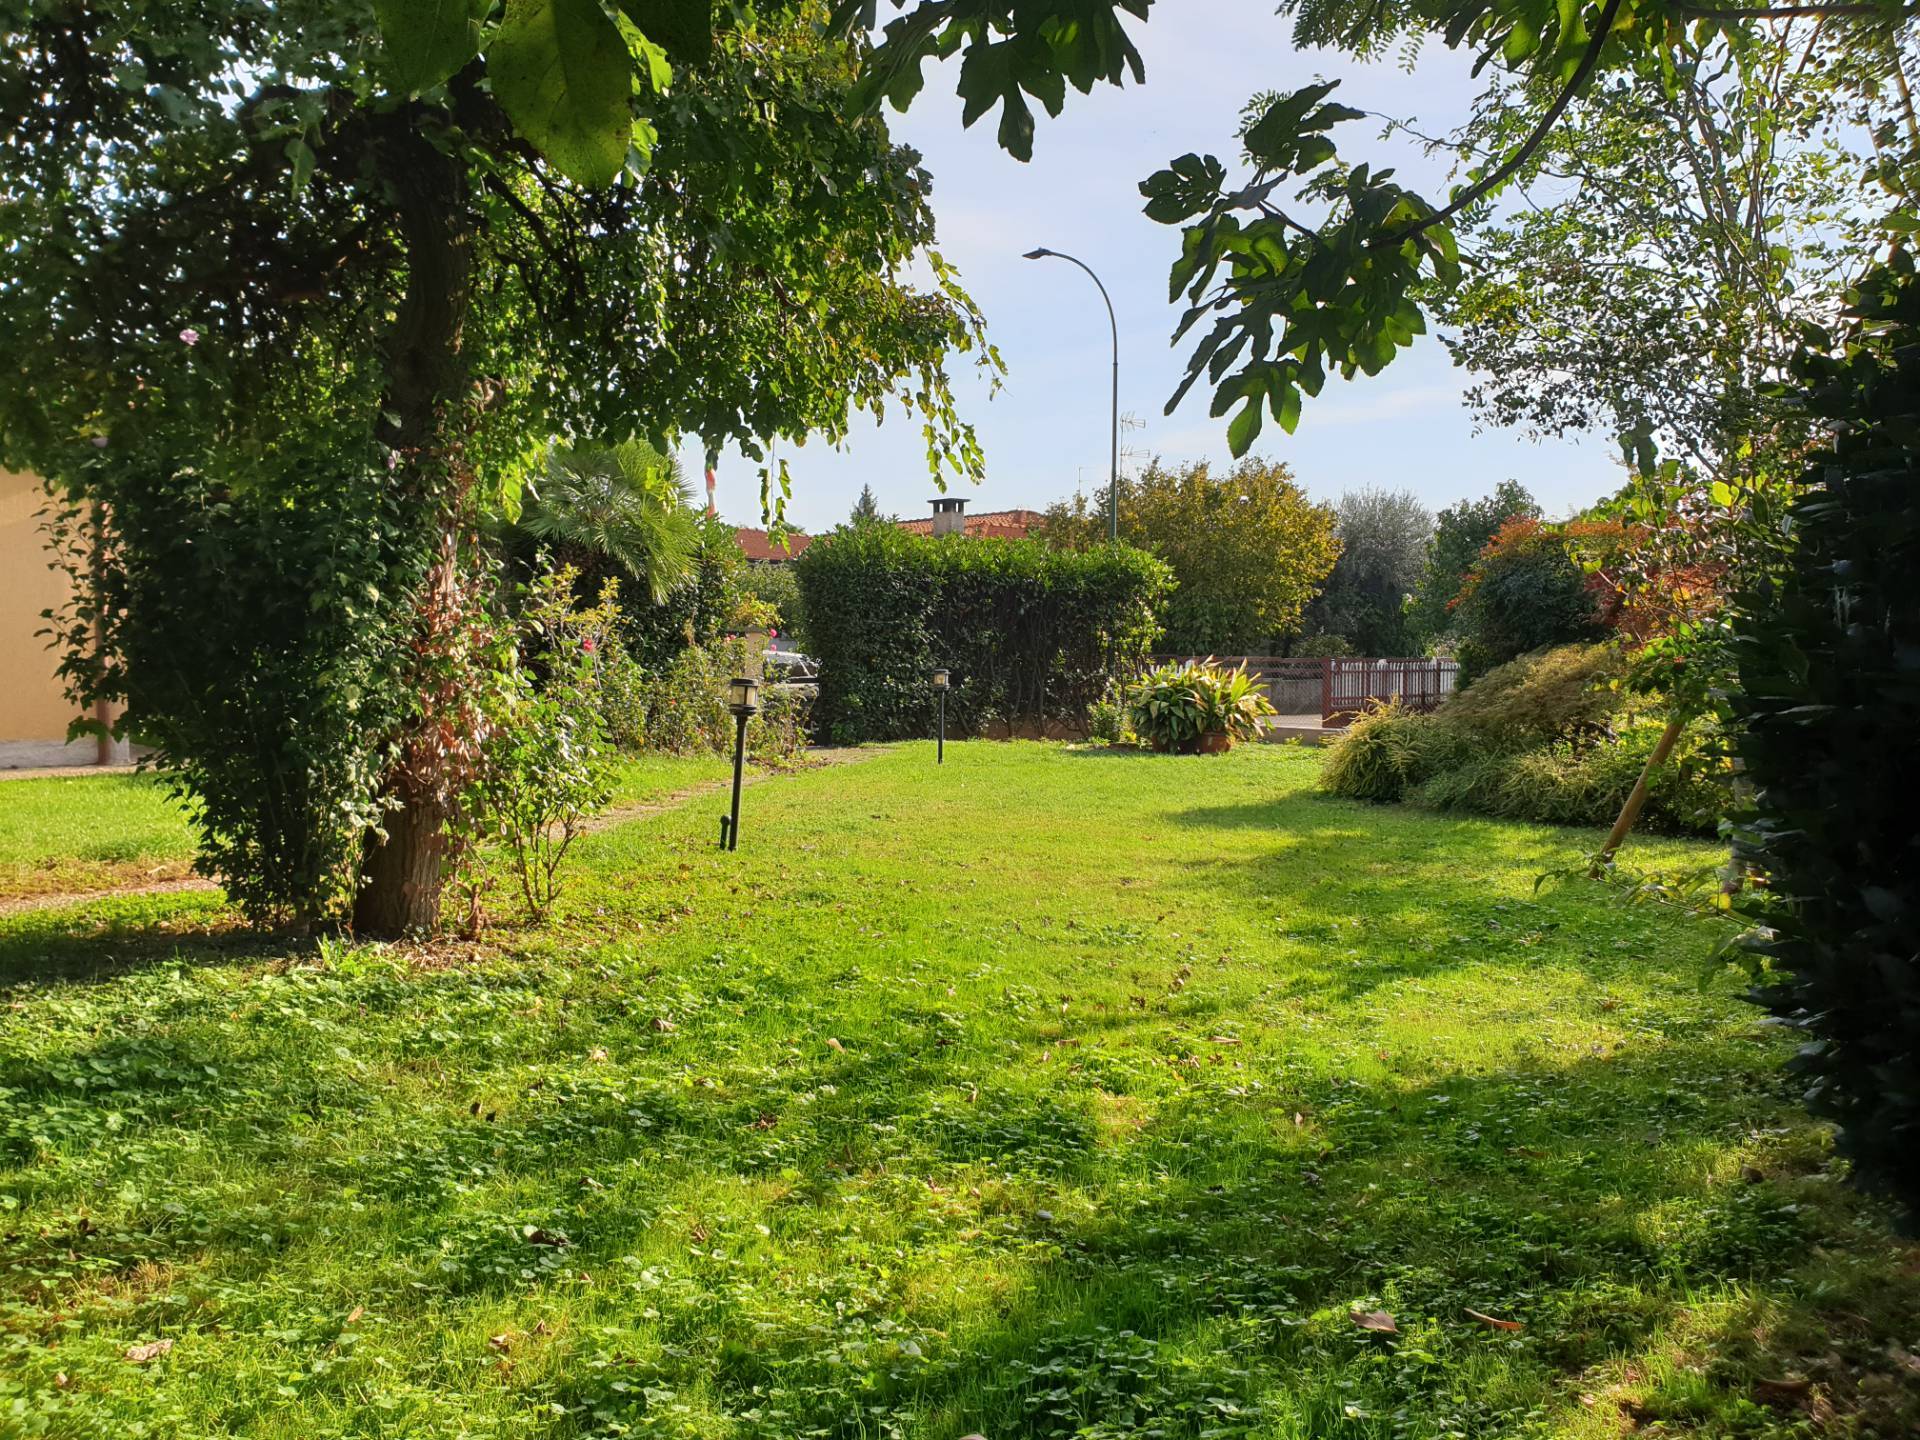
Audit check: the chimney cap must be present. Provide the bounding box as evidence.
[930,496,968,512]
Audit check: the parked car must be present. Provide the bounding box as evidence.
[764,649,817,682]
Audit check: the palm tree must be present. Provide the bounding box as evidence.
[517,439,700,605]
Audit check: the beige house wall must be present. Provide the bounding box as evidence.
[0,468,86,749]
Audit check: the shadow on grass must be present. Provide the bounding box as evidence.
[4,915,1910,1439]
[531,1042,1874,1438]
[0,894,295,991]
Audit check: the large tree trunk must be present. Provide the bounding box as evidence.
[353,116,477,938]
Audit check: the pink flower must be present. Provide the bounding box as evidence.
[90,435,108,448]
[769,628,779,639]
[179,328,200,346]
[581,636,597,653]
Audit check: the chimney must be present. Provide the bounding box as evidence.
[930,496,968,537]
[703,446,719,518]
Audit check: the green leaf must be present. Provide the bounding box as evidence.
[1227,396,1263,456]
[1275,380,1301,435]
[1503,18,1540,65]
[285,136,316,194]
[492,0,635,188]
[374,0,482,94]
[617,0,711,64]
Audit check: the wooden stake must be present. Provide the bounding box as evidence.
[1594,716,1686,872]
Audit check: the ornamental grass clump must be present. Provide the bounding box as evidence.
[1320,644,1725,835]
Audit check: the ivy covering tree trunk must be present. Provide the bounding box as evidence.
[1730,256,1920,1222]
[353,117,478,937]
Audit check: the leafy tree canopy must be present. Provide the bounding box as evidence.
[1429,25,1883,480]
[1037,457,1339,655]
[0,0,996,514]
[1306,487,1433,655]
[1408,479,1539,647]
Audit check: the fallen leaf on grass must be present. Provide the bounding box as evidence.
[488,1333,513,1352]
[1350,1309,1398,1334]
[650,1016,675,1032]
[1753,1376,1811,1404]
[522,1226,569,1248]
[1464,1308,1524,1331]
[345,1306,365,1325]
[1208,1036,1241,1046]
[825,1037,844,1052]
[123,1338,172,1364]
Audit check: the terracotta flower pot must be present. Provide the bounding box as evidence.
[1197,730,1233,755]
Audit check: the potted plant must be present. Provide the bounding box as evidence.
[1192,663,1276,752]
[1126,659,1275,753]
[1126,662,1206,752]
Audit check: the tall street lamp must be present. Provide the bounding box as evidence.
[719,676,759,851]
[1024,247,1118,544]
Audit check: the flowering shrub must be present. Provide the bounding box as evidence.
[446,565,616,931]
[617,633,811,766]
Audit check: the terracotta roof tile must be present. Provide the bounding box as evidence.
[894,508,1045,540]
[734,528,812,562]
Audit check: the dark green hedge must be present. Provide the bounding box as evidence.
[793,526,1171,743]
[1730,257,1920,1223]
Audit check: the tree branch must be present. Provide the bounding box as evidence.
[1372,0,1629,249]
[1671,2,1896,17]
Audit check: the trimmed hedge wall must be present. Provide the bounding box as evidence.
[1729,258,1920,1221]
[793,526,1171,743]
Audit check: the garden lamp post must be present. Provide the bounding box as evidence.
[1023,247,1118,544]
[719,676,759,851]
[932,668,950,764]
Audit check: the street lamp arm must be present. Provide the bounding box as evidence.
[1024,246,1120,543]
[1026,247,1116,354]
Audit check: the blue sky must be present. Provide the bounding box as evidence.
[682,2,1625,533]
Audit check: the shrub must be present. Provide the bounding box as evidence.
[1727,258,1920,1220]
[1442,643,1626,746]
[447,566,616,931]
[1124,660,1276,753]
[614,633,810,766]
[1126,663,1204,752]
[1196,663,1278,741]
[1323,703,1720,835]
[1086,692,1130,744]
[617,514,755,672]
[46,454,429,929]
[1320,703,1447,802]
[794,525,1171,743]
[1452,518,1607,680]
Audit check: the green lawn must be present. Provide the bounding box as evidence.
[0,744,1914,1438]
[0,772,196,901]
[0,755,735,909]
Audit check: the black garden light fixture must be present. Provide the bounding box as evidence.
[719,675,760,850]
[932,668,950,764]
